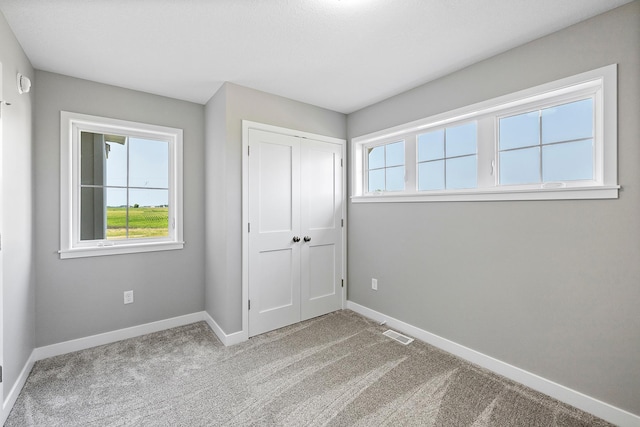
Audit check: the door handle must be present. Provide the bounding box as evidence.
[292,236,301,242]
[303,236,311,242]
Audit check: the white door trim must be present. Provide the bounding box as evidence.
[242,120,347,341]
[0,61,4,407]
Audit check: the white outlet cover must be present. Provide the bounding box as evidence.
[124,291,134,304]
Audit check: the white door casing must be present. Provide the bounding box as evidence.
[244,122,346,338]
[0,62,4,401]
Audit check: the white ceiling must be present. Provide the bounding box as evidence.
[0,0,632,114]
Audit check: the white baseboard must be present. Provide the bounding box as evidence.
[346,300,640,427]
[33,312,205,361]
[2,349,35,426]
[203,311,247,346]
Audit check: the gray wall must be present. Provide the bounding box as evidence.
[204,82,346,333]
[34,71,206,346]
[204,83,228,332]
[347,2,640,415]
[0,9,36,408]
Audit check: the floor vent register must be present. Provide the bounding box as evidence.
[383,329,414,345]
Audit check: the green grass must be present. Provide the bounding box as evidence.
[106,207,169,239]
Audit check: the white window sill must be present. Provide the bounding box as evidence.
[351,185,620,203]
[59,241,185,259]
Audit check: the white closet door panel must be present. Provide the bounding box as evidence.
[300,139,343,320]
[306,148,338,230]
[258,249,295,311]
[258,141,293,233]
[248,129,301,337]
[307,244,336,300]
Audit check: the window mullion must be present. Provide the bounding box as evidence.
[405,135,417,192]
[538,110,543,183]
[126,137,130,239]
[362,148,369,194]
[443,130,448,188]
[476,116,495,189]
[383,145,387,190]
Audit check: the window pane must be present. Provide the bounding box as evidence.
[80,186,105,240]
[128,189,169,238]
[129,138,169,188]
[80,132,105,186]
[500,147,540,185]
[386,141,405,167]
[446,122,477,157]
[368,146,384,170]
[542,98,593,144]
[368,169,385,192]
[386,166,405,191]
[542,139,593,182]
[106,188,128,240]
[446,155,477,189]
[418,160,444,191]
[500,111,539,150]
[105,136,128,187]
[418,130,444,161]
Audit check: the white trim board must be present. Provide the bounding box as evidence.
[1,350,35,426]
[203,312,246,346]
[32,310,249,356]
[33,312,205,361]
[346,300,640,427]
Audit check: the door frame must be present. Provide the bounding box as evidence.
[0,61,4,405]
[241,120,347,340]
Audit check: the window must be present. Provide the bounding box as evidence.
[499,98,594,185]
[418,122,477,191]
[60,112,184,258]
[352,64,618,202]
[367,140,405,192]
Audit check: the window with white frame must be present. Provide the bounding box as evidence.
[351,64,618,202]
[498,98,594,186]
[367,140,405,192]
[60,112,184,258]
[418,122,477,191]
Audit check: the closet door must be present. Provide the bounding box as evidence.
[300,139,343,320]
[248,129,301,337]
[247,127,344,337]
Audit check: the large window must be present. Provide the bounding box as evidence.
[351,64,618,202]
[60,112,184,258]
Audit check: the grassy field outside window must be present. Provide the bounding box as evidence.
[106,206,169,239]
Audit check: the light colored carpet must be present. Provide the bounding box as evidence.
[5,310,612,426]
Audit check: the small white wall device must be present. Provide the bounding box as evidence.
[17,72,31,94]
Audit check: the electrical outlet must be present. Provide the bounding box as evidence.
[372,278,378,291]
[124,290,134,304]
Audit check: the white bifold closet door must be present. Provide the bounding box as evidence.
[248,128,343,337]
